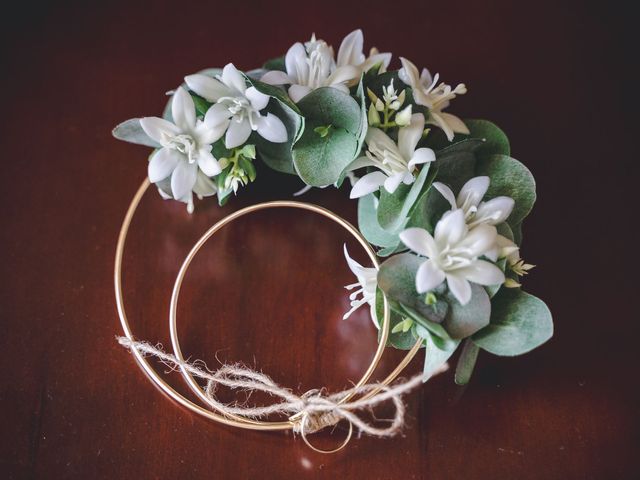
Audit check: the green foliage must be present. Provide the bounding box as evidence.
[464,119,511,157]
[441,283,492,339]
[249,78,304,175]
[454,339,480,385]
[357,194,401,248]
[292,87,363,186]
[263,56,286,72]
[112,119,160,148]
[475,154,537,227]
[377,253,449,324]
[377,163,436,232]
[472,289,553,356]
[419,326,460,381]
[375,289,417,350]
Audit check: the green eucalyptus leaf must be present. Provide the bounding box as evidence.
[472,289,553,356]
[403,304,450,340]
[377,253,448,324]
[475,154,537,227]
[357,194,400,248]
[442,283,492,339]
[377,163,436,232]
[292,87,362,186]
[263,56,286,72]
[464,119,510,157]
[190,93,212,117]
[248,78,304,175]
[375,289,417,350]
[112,118,160,148]
[454,339,480,385]
[511,222,523,246]
[421,328,460,381]
[377,243,406,257]
[485,258,508,298]
[434,138,483,191]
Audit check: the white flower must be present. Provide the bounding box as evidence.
[399,210,505,305]
[335,29,392,76]
[399,57,469,141]
[140,87,222,211]
[343,245,379,327]
[349,113,436,198]
[185,63,287,149]
[433,176,515,229]
[261,30,373,103]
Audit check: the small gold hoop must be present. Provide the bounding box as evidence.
[300,415,354,454]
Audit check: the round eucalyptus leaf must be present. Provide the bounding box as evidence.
[472,289,553,356]
[475,154,537,226]
[357,194,400,248]
[464,119,511,157]
[442,283,492,339]
[377,253,448,324]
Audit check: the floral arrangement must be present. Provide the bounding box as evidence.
[114,29,552,385]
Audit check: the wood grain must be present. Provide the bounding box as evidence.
[0,1,637,478]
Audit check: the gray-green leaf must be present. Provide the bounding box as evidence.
[472,289,553,356]
[112,118,159,148]
[442,283,492,339]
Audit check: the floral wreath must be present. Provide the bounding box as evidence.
[113,29,553,448]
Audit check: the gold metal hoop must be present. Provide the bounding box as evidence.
[114,179,422,434]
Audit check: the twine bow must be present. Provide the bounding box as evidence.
[118,337,443,439]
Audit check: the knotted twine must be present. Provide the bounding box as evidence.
[118,337,448,437]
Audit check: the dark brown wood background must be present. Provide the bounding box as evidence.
[1,0,637,478]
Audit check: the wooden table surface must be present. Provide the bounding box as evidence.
[1,1,637,478]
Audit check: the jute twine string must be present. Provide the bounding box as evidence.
[118,337,447,438]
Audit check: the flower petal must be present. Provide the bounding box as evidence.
[285,42,309,84]
[148,148,180,182]
[446,274,472,305]
[398,113,425,160]
[475,196,515,225]
[170,160,198,200]
[260,70,293,85]
[245,86,270,111]
[204,103,232,127]
[457,176,490,209]
[343,244,366,276]
[458,260,505,286]
[416,259,446,293]
[399,228,438,258]
[434,209,467,246]
[184,74,230,102]
[439,112,469,135]
[427,112,454,140]
[192,171,217,197]
[171,87,196,132]
[288,84,312,103]
[398,57,421,88]
[197,149,221,177]
[221,63,247,94]
[197,116,228,145]
[140,117,179,143]
[433,182,457,209]
[408,147,436,169]
[256,113,287,143]
[225,118,252,148]
[457,224,497,257]
[337,29,365,67]
[349,171,387,198]
[326,65,360,87]
[361,52,392,72]
[383,172,405,193]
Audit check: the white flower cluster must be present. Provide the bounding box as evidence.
[140,64,288,212]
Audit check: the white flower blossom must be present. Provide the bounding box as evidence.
[399,210,505,305]
[343,245,379,327]
[349,113,436,198]
[140,87,221,212]
[399,57,469,141]
[185,63,287,149]
[433,176,515,229]
[261,29,390,103]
